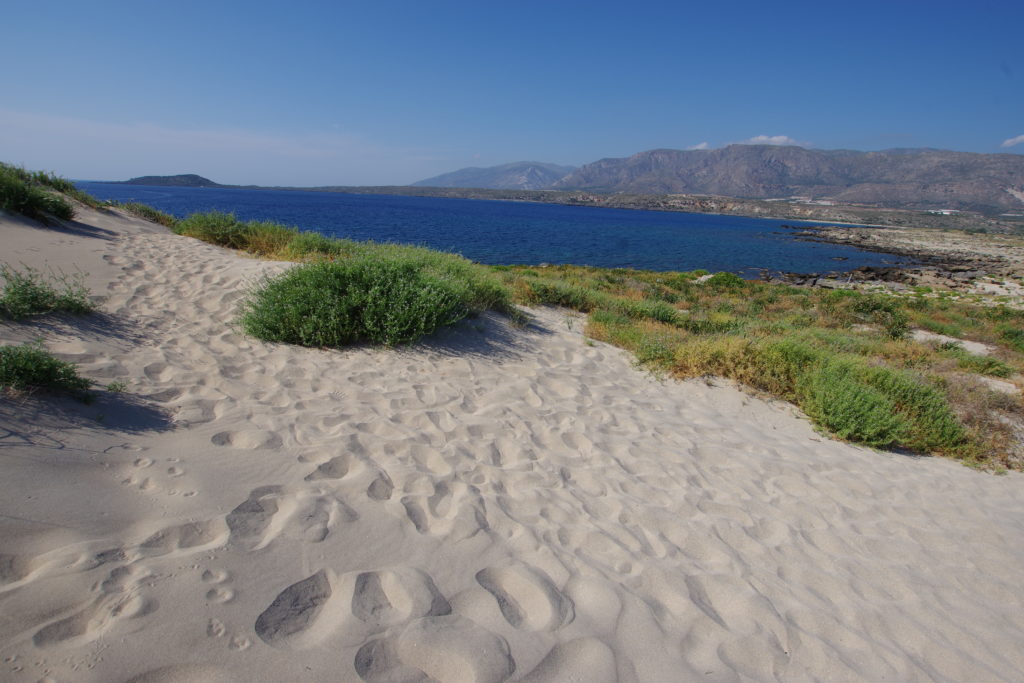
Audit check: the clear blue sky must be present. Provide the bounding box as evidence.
[2,0,1021,185]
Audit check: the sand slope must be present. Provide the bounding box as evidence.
[1,206,1023,682]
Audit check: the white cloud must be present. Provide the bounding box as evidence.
[740,134,805,146]
[688,141,710,150]
[0,108,441,185]
[1001,134,1024,148]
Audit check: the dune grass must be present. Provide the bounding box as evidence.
[1,163,76,222]
[115,201,178,228]
[0,264,95,320]
[498,263,1024,469]
[0,341,91,397]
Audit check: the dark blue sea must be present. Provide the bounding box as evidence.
[76,182,903,277]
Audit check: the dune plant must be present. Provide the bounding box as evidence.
[241,253,511,347]
[117,202,178,228]
[0,164,75,222]
[0,341,91,396]
[0,264,94,320]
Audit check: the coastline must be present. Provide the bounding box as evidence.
[780,223,1024,300]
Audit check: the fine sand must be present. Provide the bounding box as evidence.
[2,207,1024,682]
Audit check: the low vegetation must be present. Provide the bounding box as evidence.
[241,255,509,346]
[115,201,178,228]
[497,264,1024,470]
[0,163,105,224]
[0,341,91,397]
[1,163,76,222]
[1,264,94,320]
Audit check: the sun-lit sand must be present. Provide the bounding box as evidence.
[2,206,1023,682]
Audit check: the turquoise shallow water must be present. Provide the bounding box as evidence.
[77,182,904,276]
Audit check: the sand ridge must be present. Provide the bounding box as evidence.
[1,206,1023,681]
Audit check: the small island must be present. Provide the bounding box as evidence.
[119,173,220,187]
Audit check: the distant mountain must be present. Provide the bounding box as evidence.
[121,174,219,187]
[413,162,576,190]
[552,146,1024,213]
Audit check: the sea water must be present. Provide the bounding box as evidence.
[76,182,902,276]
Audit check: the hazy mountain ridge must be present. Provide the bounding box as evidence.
[552,146,1024,213]
[412,161,577,190]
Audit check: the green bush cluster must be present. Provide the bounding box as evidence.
[0,341,91,396]
[0,264,94,320]
[0,164,75,222]
[174,211,361,260]
[242,253,511,347]
[117,202,178,228]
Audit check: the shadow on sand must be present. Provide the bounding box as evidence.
[0,389,173,450]
[405,309,556,362]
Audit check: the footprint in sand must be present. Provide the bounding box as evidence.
[256,567,452,651]
[354,616,515,683]
[32,565,154,648]
[350,568,451,629]
[226,486,356,550]
[202,568,235,604]
[225,486,286,550]
[400,479,488,540]
[255,570,336,649]
[142,361,174,383]
[366,471,394,501]
[305,453,352,481]
[139,519,229,558]
[0,553,41,588]
[476,564,574,631]
[210,430,283,450]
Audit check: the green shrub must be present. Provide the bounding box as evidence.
[937,342,1014,378]
[0,164,74,222]
[0,264,94,320]
[28,170,101,208]
[797,360,909,447]
[918,318,963,338]
[284,231,357,260]
[119,202,177,228]
[705,271,745,289]
[854,364,966,452]
[241,255,510,347]
[613,298,680,324]
[523,279,599,310]
[174,211,250,248]
[0,341,91,395]
[997,324,1024,352]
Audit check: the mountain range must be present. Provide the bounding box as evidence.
[412,161,577,190]
[415,146,1024,214]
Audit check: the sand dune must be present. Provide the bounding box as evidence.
[1,206,1023,682]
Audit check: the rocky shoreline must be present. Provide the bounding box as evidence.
[774,224,1024,299]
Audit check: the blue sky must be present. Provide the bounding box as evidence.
[1,0,1021,185]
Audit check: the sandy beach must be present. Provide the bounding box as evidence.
[2,206,1024,682]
